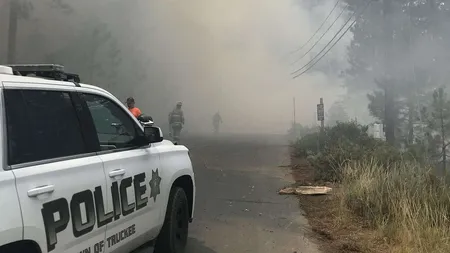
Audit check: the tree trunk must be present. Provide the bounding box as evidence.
[441,105,446,176]
[408,103,414,145]
[7,0,18,63]
[383,0,395,145]
[384,85,395,145]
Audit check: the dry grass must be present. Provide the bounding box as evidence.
[298,191,386,253]
[291,156,388,253]
[291,154,450,253]
[291,122,450,252]
[340,159,450,253]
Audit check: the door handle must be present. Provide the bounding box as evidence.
[109,169,126,178]
[27,185,55,197]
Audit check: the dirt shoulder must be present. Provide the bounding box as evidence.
[290,156,389,253]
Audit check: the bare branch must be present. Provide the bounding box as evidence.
[444,142,450,149]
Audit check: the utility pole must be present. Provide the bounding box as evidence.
[318,98,325,132]
[383,0,395,145]
[317,98,325,153]
[293,97,296,137]
[293,97,296,126]
[7,0,18,63]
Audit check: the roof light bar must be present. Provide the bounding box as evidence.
[0,66,13,75]
[8,64,65,72]
[7,64,81,83]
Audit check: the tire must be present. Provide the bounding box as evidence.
[1,241,40,253]
[155,187,189,253]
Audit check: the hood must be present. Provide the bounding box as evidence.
[153,139,175,147]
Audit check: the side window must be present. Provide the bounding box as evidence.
[5,89,87,165]
[81,93,141,150]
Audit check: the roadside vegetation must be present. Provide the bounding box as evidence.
[291,1,450,250]
[291,120,450,253]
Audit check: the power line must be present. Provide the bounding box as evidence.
[291,0,373,77]
[291,4,353,74]
[289,0,341,55]
[290,1,347,65]
[291,1,362,73]
[292,0,373,79]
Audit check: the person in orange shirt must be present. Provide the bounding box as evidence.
[126,97,142,118]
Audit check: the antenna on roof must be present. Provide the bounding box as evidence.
[7,64,81,83]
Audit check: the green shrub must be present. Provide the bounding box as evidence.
[293,121,406,182]
[292,132,323,157]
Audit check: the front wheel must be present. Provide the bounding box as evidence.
[155,187,189,253]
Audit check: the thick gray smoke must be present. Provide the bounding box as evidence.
[137,0,349,134]
[0,0,350,134]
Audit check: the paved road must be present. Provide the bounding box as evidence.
[182,134,321,253]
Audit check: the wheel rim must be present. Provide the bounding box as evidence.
[174,204,188,250]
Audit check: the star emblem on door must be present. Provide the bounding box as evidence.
[149,169,161,202]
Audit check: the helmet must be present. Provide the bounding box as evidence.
[176,102,182,106]
[127,97,135,103]
[137,114,153,122]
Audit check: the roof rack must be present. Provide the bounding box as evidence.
[7,64,81,83]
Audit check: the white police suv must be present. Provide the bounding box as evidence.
[0,64,195,253]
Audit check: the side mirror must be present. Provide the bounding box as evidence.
[144,126,163,143]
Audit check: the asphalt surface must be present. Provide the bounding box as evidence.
[183,134,320,253]
[137,133,321,253]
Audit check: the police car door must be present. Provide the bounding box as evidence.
[4,85,108,253]
[78,92,161,253]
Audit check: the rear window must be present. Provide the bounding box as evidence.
[5,89,87,165]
